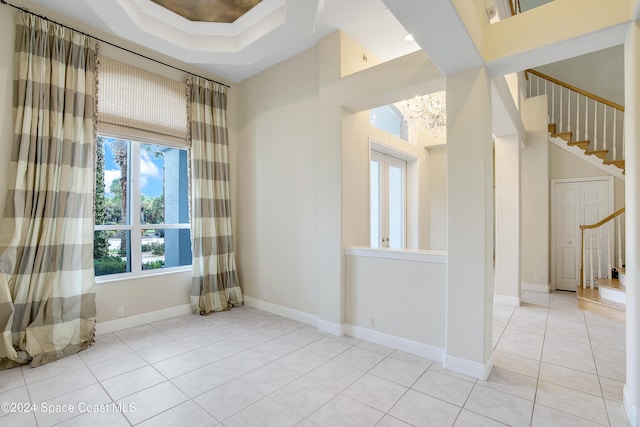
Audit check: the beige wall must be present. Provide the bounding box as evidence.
[427,147,448,250]
[235,46,320,315]
[0,4,231,324]
[345,254,446,347]
[521,95,550,289]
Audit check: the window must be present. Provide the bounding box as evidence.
[94,136,191,277]
[370,150,406,248]
[370,104,409,141]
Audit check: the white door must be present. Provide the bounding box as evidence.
[370,151,406,248]
[554,179,611,291]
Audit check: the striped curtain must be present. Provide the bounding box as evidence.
[0,14,97,369]
[187,76,243,314]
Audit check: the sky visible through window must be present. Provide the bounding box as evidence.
[103,139,165,198]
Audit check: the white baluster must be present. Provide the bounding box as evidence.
[560,86,563,131]
[576,93,580,141]
[597,228,601,278]
[594,102,598,151]
[585,97,589,140]
[603,105,607,152]
[568,90,571,132]
[536,75,539,96]
[607,226,612,278]
[582,230,586,288]
[620,116,625,160]
[618,216,623,268]
[613,109,617,160]
[552,84,555,126]
[589,229,594,289]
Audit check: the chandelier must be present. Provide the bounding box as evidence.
[399,91,446,130]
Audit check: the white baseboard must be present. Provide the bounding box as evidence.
[243,296,318,327]
[443,352,493,380]
[317,319,344,336]
[494,294,521,307]
[343,324,444,362]
[624,385,638,427]
[242,297,444,362]
[522,282,550,293]
[96,303,193,335]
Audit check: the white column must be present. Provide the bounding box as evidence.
[317,32,345,335]
[624,20,640,427]
[495,134,521,306]
[445,66,494,380]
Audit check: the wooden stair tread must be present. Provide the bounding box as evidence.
[551,132,572,142]
[548,124,624,175]
[568,141,590,150]
[576,286,625,311]
[586,150,608,160]
[604,159,625,168]
[596,278,625,291]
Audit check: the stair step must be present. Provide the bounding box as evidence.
[551,132,572,142]
[603,159,625,171]
[585,150,609,160]
[576,286,625,321]
[596,278,625,291]
[548,123,556,134]
[568,141,590,150]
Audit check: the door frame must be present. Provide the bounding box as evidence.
[550,176,614,291]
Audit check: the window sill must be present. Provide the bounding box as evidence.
[344,246,447,263]
[95,266,192,284]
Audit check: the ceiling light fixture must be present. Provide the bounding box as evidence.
[400,91,446,131]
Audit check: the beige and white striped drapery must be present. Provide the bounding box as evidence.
[0,13,97,369]
[187,76,242,314]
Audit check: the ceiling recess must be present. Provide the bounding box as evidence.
[150,0,262,23]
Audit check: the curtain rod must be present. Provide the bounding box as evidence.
[0,0,231,88]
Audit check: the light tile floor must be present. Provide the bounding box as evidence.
[0,290,631,426]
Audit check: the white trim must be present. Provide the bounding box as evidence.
[241,297,445,362]
[369,138,419,162]
[522,282,550,293]
[243,296,318,327]
[599,287,626,304]
[443,352,494,380]
[317,319,344,336]
[344,246,448,263]
[343,324,444,362]
[550,176,614,292]
[494,294,521,307]
[244,295,444,361]
[95,267,191,284]
[624,385,638,427]
[96,303,193,335]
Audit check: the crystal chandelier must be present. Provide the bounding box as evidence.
[399,91,446,130]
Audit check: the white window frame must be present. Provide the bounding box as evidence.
[95,137,191,282]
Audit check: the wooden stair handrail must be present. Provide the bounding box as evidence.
[527,69,624,112]
[580,207,625,230]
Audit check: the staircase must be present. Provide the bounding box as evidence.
[528,69,625,180]
[577,208,626,321]
[576,268,625,322]
[548,123,625,174]
[527,69,627,320]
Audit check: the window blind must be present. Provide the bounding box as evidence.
[97,56,187,147]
